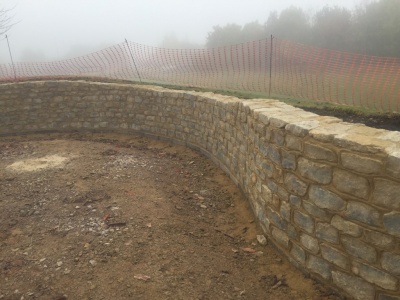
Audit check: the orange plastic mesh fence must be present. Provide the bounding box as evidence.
[1,38,399,113]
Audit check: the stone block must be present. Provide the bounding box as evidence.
[344,201,381,227]
[383,212,400,238]
[353,261,398,291]
[266,207,287,230]
[332,169,370,200]
[284,173,308,196]
[307,255,332,280]
[379,293,400,300]
[373,179,400,210]
[309,185,346,211]
[271,129,285,146]
[285,135,302,151]
[261,184,273,205]
[280,201,291,222]
[287,224,299,240]
[316,223,338,244]
[300,233,319,254]
[271,227,289,249]
[298,158,332,184]
[304,142,337,162]
[267,145,281,165]
[291,242,306,265]
[342,236,377,263]
[285,120,320,137]
[294,210,314,234]
[363,230,394,249]
[387,149,400,178]
[331,215,363,237]
[289,195,302,208]
[321,243,349,269]
[303,200,330,222]
[341,152,383,174]
[261,161,274,178]
[281,150,296,170]
[332,271,375,300]
[381,252,400,276]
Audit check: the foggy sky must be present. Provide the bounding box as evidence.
[0,0,358,63]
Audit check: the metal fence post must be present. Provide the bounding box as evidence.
[125,39,142,83]
[269,34,273,97]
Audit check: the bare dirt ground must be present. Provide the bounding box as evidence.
[0,133,341,300]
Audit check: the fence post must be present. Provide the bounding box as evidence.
[125,39,142,83]
[269,34,273,97]
[6,34,16,81]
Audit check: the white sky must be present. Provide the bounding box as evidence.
[0,0,359,62]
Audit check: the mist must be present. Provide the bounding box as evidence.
[0,0,360,63]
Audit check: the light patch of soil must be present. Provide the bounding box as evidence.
[7,155,70,172]
[0,133,340,300]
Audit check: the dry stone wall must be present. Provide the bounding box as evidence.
[1,80,400,300]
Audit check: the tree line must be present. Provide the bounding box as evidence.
[206,0,400,57]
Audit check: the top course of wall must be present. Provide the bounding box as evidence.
[0,80,400,300]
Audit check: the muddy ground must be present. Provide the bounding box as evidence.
[0,133,342,300]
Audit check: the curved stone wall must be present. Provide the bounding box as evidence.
[1,81,400,300]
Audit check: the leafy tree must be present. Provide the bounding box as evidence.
[312,6,353,51]
[241,21,267,42]
[206,23,243,48]
[265,6,311,43]
[353,0,400,56]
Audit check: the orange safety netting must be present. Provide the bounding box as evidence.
[0,37,399,113]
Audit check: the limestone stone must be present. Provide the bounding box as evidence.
[372,178,400,210]
[342,236,377,263]
[363,230,394,249]
[316,223,338,244]
[304,142,337,162]
[383,212,400,238]
[285,135,302,151]
[332,169,370,199]
[281,150,296,170]
[293,210,314,234]
[331,215,363,237]
[378,294,400,300]
[332,271,375,300]
[298,158,332,184]
[271,227,289,249]
[381,252,400,276]
[344,201,381,227]
[291,242,306,265]
[308,185,346,211]
[386,147,400,178]
[266,207,287,230]
[285,120,320,137]
[284,173,308,196]
[300,233,319,254]
[289,195,302,208]
[321,244,349,270]
[307,255,332,280]
[341,152,383,174]
[303,200,330,222]
[353,261,398,291]
[280,201,291,222]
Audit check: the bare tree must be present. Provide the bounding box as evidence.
[0,7,14,35]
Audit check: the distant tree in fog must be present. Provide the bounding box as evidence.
[353,0,400,56]
[311,6,353,51]
[205,0,400,57]
[159,33,203,49]
[206,23,244,48]
[265,7,311,43]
